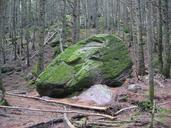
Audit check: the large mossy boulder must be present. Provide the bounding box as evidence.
[36,34,132,97]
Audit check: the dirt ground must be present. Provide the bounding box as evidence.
[0,38,171,128]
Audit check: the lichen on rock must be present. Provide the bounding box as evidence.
[36,34,132,97]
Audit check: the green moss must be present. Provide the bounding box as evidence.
[99,35,132,79]
[37,62,75,85]
[55,43,83,63]
[36,34,132,97]
[53,46,61,57]
[0,99,9,106]
[138,100,153,112]
[32,63,39,77]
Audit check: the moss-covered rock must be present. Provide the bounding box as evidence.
[36,34,132,97]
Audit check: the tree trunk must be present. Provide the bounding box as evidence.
[162,0,170,78]
[61,0,67,51]
[146,0,154,106]
[157,0,163,73]
[136,0,145,76]
[72,0,80,43]
[146,1,154,127]
[0,0,5,101]
[1,0,6,64]
[12,0,17,60]
[95,0,99,34]
[37,0,45,75]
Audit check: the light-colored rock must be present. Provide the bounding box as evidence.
[78,84,114,105]
[128,84,142,93]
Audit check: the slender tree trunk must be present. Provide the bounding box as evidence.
[146,1,155,127]
[25,0,32,67]
[129,0,134,46]
[0,0,5,101]
[1,0,6,64]
[21,0,27,59]
[77,0,80,40]
[25,31,30,67]
[146,0,154,107]
[146,2,155,128]
[72,0,80,42]
[157,0,163,73]
[117,0,121,35]
[12,0,17,60]
[32,0,38,50]
[32,29,36,50]
[136,0,145,76]
[162,0,170,78]
[95,0,99,34]
[85,0,88,37]
[61,0,67,51]
[37,0,45,75]
[111,0,115,33]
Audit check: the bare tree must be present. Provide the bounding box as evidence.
[72,0,80,42]
[0,0,5,102]
[136,0,145,76]
[61,0,67,51]
[146,1,154,127]
[157,0,163,73]
[37,0,46,75]
[162,0,170,78]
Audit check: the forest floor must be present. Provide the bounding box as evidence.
[0,33,171,128]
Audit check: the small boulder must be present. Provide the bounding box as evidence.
[78,84,114,105]
[128,84,142,93]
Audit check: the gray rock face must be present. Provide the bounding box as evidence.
[78,84,114,105]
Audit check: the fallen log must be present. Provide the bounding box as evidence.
[6,92,108,111]
[27,118,63,128]
[0,105,115,120]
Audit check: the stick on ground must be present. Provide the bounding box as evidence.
[114,106,138,115]
[0,105,115,119]
[6,92,108,111]
[63,106,76,128]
